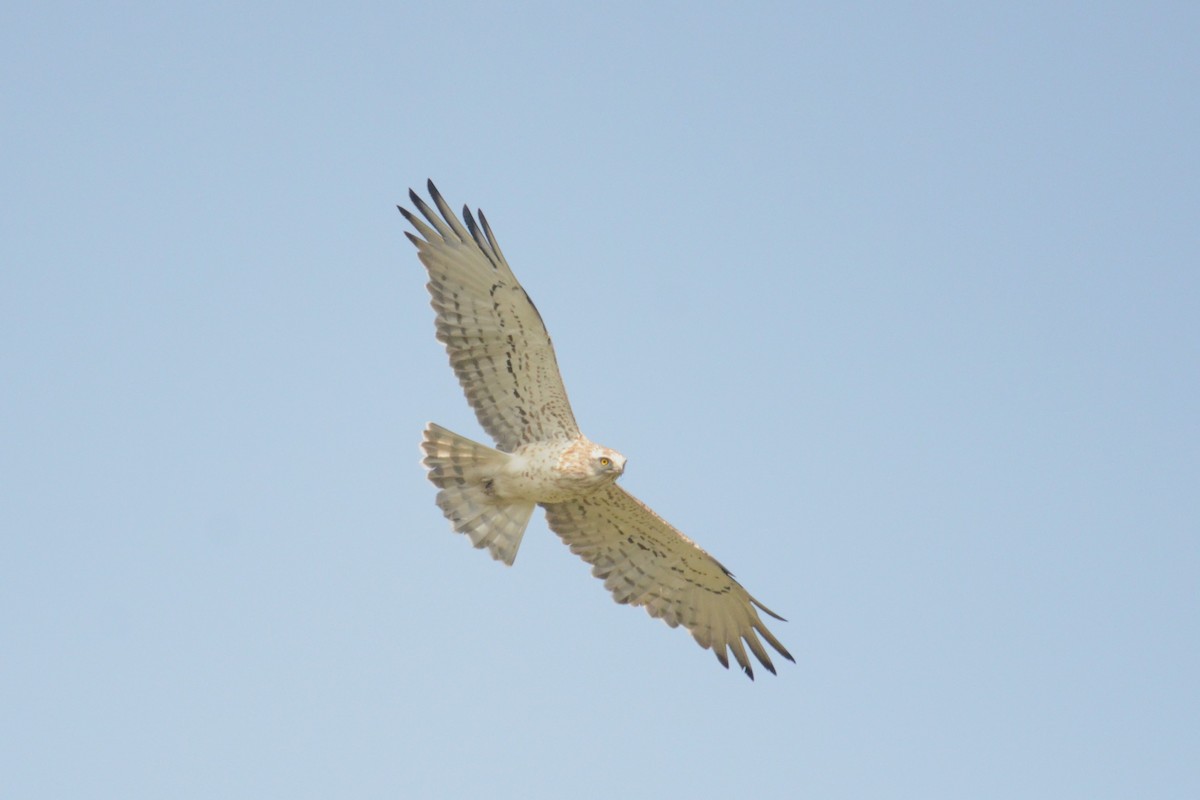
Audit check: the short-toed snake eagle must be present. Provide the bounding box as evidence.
[400,182,793,678]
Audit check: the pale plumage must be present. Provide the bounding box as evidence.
[401,181,794,678]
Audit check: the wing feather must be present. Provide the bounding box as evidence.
[400,181,580,450]
[542,486,794,680]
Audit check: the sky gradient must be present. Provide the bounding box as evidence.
[3,3,1197,798]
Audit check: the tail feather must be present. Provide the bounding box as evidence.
[421,423,534,565]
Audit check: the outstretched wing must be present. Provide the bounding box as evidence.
[400,181,580,451]
[542,486,794,679]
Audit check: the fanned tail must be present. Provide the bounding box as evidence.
[420,423,534,565]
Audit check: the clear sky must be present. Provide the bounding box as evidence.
[3,2,1197,798]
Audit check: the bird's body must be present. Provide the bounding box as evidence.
[400,181,794,678]
[499,435,627,504]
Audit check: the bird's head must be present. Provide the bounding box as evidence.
[592,447,627,480]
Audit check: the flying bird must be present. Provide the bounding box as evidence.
[399,181,793,678]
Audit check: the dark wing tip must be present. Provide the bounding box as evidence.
[462,204,501,267]
[426,178,443,205]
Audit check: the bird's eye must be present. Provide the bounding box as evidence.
[599,457,611,467]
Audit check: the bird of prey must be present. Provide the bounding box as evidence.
[399,181,793,678]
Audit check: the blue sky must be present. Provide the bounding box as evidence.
[3,2,1197,798]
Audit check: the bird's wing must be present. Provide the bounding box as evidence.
[542,485,793,679]
[400,181,580,451]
